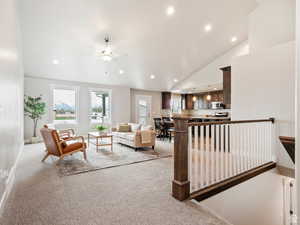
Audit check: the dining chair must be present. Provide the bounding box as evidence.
[153,118,164,139]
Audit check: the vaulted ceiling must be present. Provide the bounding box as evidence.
[19,0,257,91]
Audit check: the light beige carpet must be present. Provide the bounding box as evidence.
[0,140,229,225]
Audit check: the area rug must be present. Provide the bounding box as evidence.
[56,140,173,176]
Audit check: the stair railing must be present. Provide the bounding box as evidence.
[172,117,276,201]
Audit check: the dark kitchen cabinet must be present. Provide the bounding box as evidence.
[180,94,194,110]
[186,94,195,110]
[180,90,224,110]
[220,66,231,109]
[161,92,171,109]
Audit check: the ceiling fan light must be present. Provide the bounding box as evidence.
[101,48,113,61]
[100,37,114,62]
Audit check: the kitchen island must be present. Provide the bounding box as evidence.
[169,115,230,138]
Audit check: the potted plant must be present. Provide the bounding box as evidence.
[95,125,107,135]
[24,95,46,143]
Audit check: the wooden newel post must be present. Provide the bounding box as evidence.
[172,117,190,201]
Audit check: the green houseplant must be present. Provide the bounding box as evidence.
[95,125,107,134]
[24,95,46,142]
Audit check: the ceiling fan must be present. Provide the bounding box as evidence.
[96,36,128,62]
[97,36,114,62]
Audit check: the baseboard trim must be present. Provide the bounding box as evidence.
[0,143,23,217]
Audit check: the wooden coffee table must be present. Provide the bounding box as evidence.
[88,132,113,152]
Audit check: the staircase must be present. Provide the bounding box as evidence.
[279,136,295,163]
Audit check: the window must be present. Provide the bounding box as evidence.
[89,89,111,124]
[138,99,147,125]
[52,86,78,123]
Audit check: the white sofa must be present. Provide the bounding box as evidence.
[112,123,156,150]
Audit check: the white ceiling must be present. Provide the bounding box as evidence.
[19,0,257,91]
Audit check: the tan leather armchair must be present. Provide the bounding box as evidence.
[40,127,87,162]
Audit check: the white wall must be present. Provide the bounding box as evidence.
[130,89,162,124]
[24,76,131,140]
[0,0,24,213]
[249,0,295,52]
[173,41,249,91]
[200,170,286,225]
[231,41,295,168]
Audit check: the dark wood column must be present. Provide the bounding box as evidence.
[220,66,231,109]
[172,117,190,201]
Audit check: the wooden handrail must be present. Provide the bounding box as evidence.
[188,118,275,127]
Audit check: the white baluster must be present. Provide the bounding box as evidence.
[211,125,215,183]
[232,124,237,176]
[200,126,204,188]
[194,126,199,190]
[258,123,263,165]
[223,125,229,178]
[237,124,241,173]
[245,124,250,171]
[220,125,224,180]
[229,125,233,178]
[264,122,268,163]
[215,125,220,182]
[205,125,209,186]
[188,126,192,191]
[252,124,255,167]
[255,123,259,167]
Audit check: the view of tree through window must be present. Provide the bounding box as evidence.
[90,90,111,123]
[53,88,76,121]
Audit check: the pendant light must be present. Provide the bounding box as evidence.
[206,92,211,101]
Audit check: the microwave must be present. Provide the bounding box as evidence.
[211,102,224,109]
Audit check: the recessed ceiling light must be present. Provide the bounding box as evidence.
[150,74,156,79]
[166,6,175,16]
[214,87,217,90]
[52,59,59,65]
[174,78,178,83]
[119,69,124,74]
[204,24,212,32]
[231,36,237,43]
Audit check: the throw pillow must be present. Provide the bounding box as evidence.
[129,123,141,132]
[118,124,131,132]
